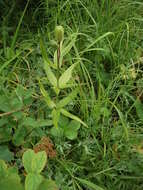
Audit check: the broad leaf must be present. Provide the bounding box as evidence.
[22,149,35,173]
[0,146,14,162]
[13,125,28,146]
[40,38,57,86]
[69,120,81,131]
[64,129,78,140]
[44,62,57,87]
[0,178,24,190]
[38,179,58,190]
[22,117,37,127]
[33,151,47,173]
[37,119,53,127]
[57,88,78,108]
[0,160,7,178]
[50,126,64,138]
[59,63,77,89]
[64,120,80,140]
[22,149,47,174]
[0,127,12,143]
[59,115,69,127]
[25,173,43,190]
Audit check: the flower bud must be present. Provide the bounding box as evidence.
[55,25,64,42]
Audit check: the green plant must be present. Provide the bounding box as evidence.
[39,25,87,131]
[0,159,23,190]
[0,149,58,190]
[50,116,81,140]
[22,149,58,190]
[1,1,143,190]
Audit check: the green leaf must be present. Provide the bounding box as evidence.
[40,38,53,68]
[22,149,35,173]
[0,118,8,127]
[64,120,80,140]
[60,33,77,67]
[0,162,21,190]
[0,160,7,178]
[83,32,114,53]
[61,108,87,127]
[0,178,24,190]
[0,95,11,112]
[25,173,43,190]
[0,160,20,182]
[44,62,57,87]
[135,99,143,121]
[64,129,77,140]
[22,117,37,127]
[57,88,78,108]
[75,177,105,190]
[37,119,53,127]
[22,149,47,174]
[13,125,28,146]
[0,146,14,162]
[0,127,12,143]
[7,167,20,182]
[52,109,60,128]
[40,38,57,87]
[59,63,77,89]
[40,38,57,85]
[39,82,55,109]
[59,115,69,127]
[0,51,22,74]
[38,179,58,190]
[50,126,64,138]
[62,34,77,55]
[33,151,47,173]
[69,120,81,131]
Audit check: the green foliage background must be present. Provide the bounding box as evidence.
[0,0,143,189]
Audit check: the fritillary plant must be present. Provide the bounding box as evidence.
[39,26,87,131]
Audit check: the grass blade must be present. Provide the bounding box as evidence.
[11,0,30,50]
[75,177,105,190]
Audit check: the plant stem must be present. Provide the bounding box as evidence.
[56,41,61,101]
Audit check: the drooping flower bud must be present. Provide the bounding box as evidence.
[55,25,64,42]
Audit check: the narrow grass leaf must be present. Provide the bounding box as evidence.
[40,38,54,68]
[39,82,55,109]
[84,32,114,53]
[0,51,22,73]
[11,0,30,50]
[75,177,105,190]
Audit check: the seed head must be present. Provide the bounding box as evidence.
[55,25,64,42]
